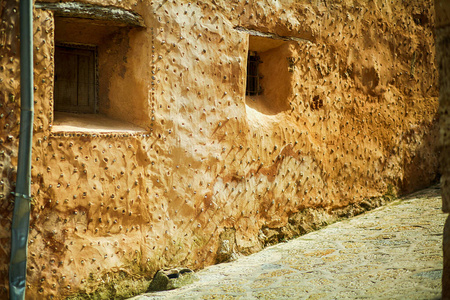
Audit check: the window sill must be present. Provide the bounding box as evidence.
[52,112,147,133]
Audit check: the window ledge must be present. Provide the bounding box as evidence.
[52,112,147,133]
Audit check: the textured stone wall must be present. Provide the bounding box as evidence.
[435,0,450,297]
[0,0,439,299]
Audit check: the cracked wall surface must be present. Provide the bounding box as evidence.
[0,0,439,298]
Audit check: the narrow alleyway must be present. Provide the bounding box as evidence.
[131,185,444,300]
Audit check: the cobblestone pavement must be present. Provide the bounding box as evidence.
[131,185,445,300]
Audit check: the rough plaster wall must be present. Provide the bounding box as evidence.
[435,0,450,296]
[0,0,439,299]
[437,1,450,213]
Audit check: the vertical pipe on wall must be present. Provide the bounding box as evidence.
[9,0,34,299]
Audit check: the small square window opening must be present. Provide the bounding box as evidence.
[244,35,293,115]
[50,14,147,133]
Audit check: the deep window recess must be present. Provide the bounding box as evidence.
[246,51,263,96]
[36,1,147,132]
[243,35,292,115]
[236,26,310,116]
[54,44,97,114]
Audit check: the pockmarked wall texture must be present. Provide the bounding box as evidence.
[435,0,450,297]
[0,0,439,298]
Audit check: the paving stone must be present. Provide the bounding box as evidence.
[129,185,445,300]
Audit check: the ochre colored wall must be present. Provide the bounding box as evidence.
[0,0,439,298]
[435,0,450,297]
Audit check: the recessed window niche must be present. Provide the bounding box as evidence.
[36,2,147,133]
[243,32,295,115]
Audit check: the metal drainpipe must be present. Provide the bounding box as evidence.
[9,0,34,298]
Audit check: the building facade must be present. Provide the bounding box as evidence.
[0,0,439,298]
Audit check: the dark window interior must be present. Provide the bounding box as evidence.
[311,95,324,110]
[246,51,262,96]
[54,44,97,113]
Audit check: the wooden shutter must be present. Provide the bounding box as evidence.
[54,45,97,113]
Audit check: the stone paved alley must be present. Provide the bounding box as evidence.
[130,185,444,300]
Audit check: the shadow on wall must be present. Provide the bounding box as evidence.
[402,113,440,193]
